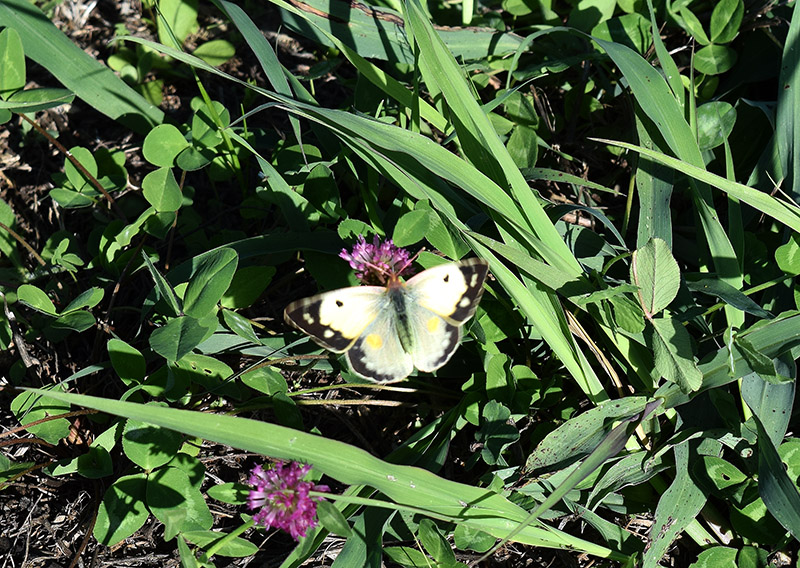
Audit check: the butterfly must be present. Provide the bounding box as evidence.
[284,258,490,383]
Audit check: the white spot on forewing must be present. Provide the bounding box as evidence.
[458,297,471,308]
[323,329,334,338]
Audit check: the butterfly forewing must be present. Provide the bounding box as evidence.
[407,258,489,324]
[284,286,387,352]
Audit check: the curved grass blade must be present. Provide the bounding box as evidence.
[25,387,629,561]
[593,138,800,234]
[751,413,800,544]
[591,35,743,327]
[0,0,163,133]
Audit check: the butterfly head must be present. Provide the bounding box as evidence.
[339,235,417,286]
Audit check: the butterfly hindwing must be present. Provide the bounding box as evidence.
[284,286,386,352]
[405,306,462,372]
[346,307,415,383]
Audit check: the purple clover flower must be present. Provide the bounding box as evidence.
[339,235,413,284]
[247,461,329,540]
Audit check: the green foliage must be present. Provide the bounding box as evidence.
[2,0,800,565]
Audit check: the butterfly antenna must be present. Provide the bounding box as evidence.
[397,248,423,277]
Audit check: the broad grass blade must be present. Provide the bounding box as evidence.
[0,0,163,132]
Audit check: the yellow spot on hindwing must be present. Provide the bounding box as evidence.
[427,317,440,332]
[366,334,383,349]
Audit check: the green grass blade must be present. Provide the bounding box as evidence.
[645,0,682,105]
[774,1,800,198]
[643,442,708,567]
[211,0,304,145]
[592,36,743,326]
[276,0,524,64]
[214,0,446,133]
[0,0,163,133]
[403,0,581,275]
[633,111,674,248]
[753,413,800,544]
[593,138,800,234]
[25,388,628,560]
[656,313,800,409]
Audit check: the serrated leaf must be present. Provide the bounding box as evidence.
[651,316,702,392]
[609,294,646,334]
[631,237,680,316]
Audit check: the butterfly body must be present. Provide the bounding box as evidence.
[284,258,489,383]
